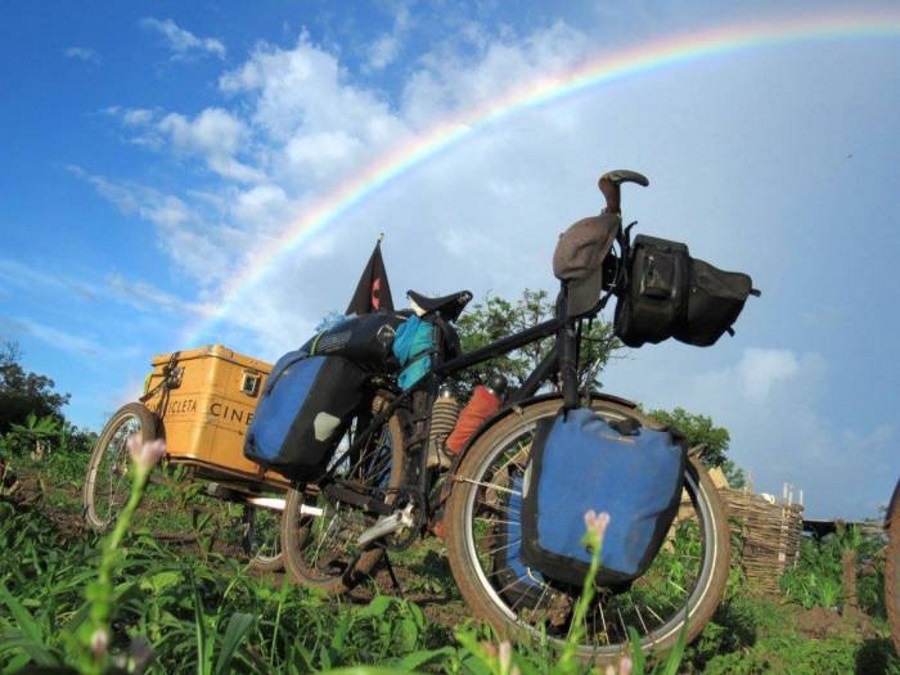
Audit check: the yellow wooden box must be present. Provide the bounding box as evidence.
[142,344,288,489]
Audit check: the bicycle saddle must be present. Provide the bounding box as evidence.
[406,289,473,321]
[598,169,649,215]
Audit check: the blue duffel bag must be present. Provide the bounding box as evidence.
[244,351,368,480]
[521,407,686,587]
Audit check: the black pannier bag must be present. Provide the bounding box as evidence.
[301,311,404,372]
[243,351,368,480]
[674,258,757,347]
[520,407,686,587]
[613,234,690,347]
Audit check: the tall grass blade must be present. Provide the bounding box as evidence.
[0,581,45,646]
[213,612,255,675]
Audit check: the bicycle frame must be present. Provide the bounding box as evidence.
[316,283,616,529]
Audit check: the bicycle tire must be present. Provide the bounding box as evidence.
[281,403,405,593]
[886,479,900,655]
[83,402,161,531]
[444,396,730,666]
[242,500,285,572]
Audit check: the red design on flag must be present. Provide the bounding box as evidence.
[371,278,381,309]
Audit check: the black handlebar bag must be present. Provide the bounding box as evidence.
[673,258,756,347]
[614,234,690,347]
[615,234,758,348]
[520,407,686,587]
[244,351,368,480]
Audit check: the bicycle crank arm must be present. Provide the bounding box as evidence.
[357,503,416,548]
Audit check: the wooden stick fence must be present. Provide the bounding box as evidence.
[721,482,804,594]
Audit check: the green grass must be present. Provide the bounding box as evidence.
[1,452,898,674]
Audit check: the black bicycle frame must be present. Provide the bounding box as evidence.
[322,285,613,489]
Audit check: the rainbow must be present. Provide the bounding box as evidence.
[182,9,900,346]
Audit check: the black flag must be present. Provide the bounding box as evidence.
[346,240,394,315]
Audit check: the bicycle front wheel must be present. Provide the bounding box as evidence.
[83,403,162,531]
[444,397,730,666]
[282,407,405,593]
[886,479,900,655]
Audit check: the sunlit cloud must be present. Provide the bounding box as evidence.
[141,17,226,60]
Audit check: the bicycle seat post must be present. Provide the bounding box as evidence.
[556,285,579,410]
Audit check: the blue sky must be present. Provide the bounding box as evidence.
[1,0,898,520]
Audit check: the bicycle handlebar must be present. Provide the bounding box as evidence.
[598,169,649,215]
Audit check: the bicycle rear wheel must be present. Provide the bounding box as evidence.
[444,396,730,666]
[281,405,405,593]
[83,403,161,531]
[242,499,284,572]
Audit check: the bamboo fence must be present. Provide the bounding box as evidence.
[720,482,805,594]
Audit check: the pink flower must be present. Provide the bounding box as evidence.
[127,434,166,474]
[91,627,109,659]
[584,509,611,542]
[604,656,632,675]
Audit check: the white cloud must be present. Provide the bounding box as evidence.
[0,257,94,298]
[71,168,196,229]
[67,166,238,286]
[283,131,363,179]
[158,108,264,182]
[121,108,155,126]
[219,33,404,149]
[368,34,401,71]
[141,17,226,60]
[7,317,101,356]
[842,425,894,455]
[400,20,587,123]
[105,274,208,316]
[736,348,800,401]
[364,4,411,71]
[64,46,100,65]
[159,108,243,154]
[230,183,291,231]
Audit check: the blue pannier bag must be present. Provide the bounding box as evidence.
[521,407,686,587]
[243,351,368,480]
[392,315,435,390]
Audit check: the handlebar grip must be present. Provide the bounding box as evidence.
[598,169,649,214]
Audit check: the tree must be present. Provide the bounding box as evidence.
[646,406,745,488]
[0,341,70,436]
[4,411,63,458]
[454,288,621,394]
